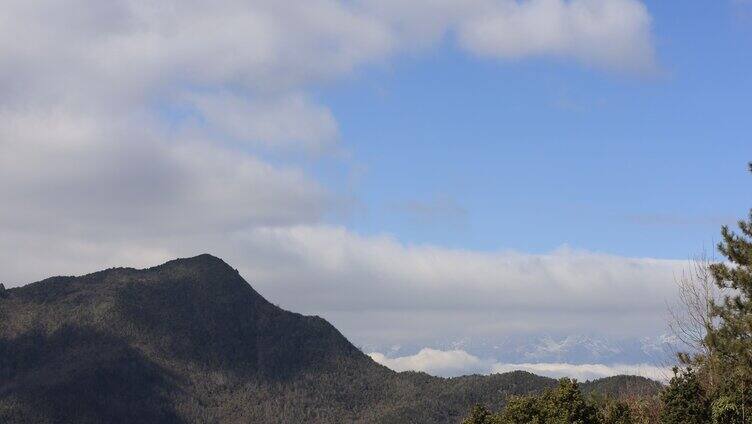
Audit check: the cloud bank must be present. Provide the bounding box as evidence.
[3,224,684,360]
[233,226,683,345]
[370,348,672,381]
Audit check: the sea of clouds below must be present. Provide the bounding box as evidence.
[369,347,673,382]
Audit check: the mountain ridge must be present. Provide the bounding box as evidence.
[0,254,662,423]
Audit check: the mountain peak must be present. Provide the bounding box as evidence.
[0,257,663,423]
[151,253,237,274]
[165,253,227,265]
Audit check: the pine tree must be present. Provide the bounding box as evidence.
[705,162,752,420]
[707,163,752,422]
[659,367,710,424]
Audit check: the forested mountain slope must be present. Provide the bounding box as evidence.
[0,254,660,423]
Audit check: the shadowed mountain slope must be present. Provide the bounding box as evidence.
[0,254,661,423]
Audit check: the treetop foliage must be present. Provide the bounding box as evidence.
[463,378,635,424]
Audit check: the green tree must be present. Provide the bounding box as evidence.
[659,367,710,424]
[705,162,752,420]
[545,378,600,424]
[598,398,633,424]
[711,395,744,424]
[464,378,650,424]
[498,395,542,423]
[497,379,600,424]
[463,404,501,424]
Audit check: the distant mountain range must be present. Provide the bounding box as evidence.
[366,333,676,372]
[0,254,662,423]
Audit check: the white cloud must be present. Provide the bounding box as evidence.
[238,225,681,315]
[0,0,656,108]
[457,0,656,73]
[370,348,490,376]
[370,348,672,381]
[365,0,656,73]
[0,108,328,237]
[221,225,683,348]
[0,0,396,102]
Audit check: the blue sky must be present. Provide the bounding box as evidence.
[2,0,751,379]
[311,0,752,258]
